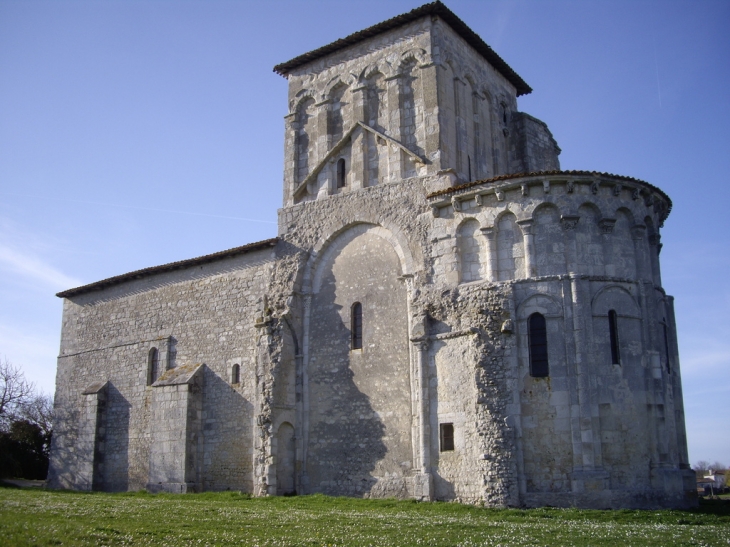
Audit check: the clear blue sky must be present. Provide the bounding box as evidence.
[1,0,728,466]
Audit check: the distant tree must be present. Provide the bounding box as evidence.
[0,358,53,480]
[17,393,53,441]
[0,357,35,428]
[0,420,50,479]
[693,460,710,474]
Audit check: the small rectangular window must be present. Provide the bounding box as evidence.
[440,423,454,452]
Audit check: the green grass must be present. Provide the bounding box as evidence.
[1,488,729,546]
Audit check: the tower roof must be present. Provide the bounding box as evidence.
[273,1,532,96]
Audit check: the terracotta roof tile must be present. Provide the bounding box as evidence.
[426,170,673,222]
[57,238,278,298]
[273,1,532,97]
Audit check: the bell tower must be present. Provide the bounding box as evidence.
[274,1,560,208]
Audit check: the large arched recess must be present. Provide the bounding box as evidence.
[305,223,414,497]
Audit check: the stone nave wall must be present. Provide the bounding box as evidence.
[48,248,274,492]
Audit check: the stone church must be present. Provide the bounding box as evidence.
[47,2,696,508]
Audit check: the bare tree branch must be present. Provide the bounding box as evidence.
[0,357,36,428]
[17,393,53,437]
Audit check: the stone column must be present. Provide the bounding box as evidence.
[385,73,402,183]
[568,276,607,492]
[649,232,663,288]
[517,219,536,278]
[561,215,580,274]
[350,86,368,190]
[414,338,433,500]
[631,224,651,283]
[418,59,440,173]
[480,226,496,282]
[314,99,331,197]
[299,294,312,493]
[453,77,466,178]
[283,112,297,206]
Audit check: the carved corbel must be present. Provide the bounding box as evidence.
[632,188,640,201]
[521,183,529,196]
[451,197,461,212]
[542,180,550,194]
[495,189,504,202]
[431,205,440,218]
[645,194,655,207]
[566,180,574,193]
[475,194,484,206]
[591,181,600,195]
[613,184,622,196]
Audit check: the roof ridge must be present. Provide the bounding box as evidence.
[273,1,531,96]
[57,238,279,298]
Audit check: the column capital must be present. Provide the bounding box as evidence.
[517,218,534,234]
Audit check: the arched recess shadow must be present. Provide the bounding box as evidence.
[305,222,414,294]
[305,224,412,497]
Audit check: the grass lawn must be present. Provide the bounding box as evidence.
[1,487,729,546]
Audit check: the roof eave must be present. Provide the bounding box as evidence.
[57,238,279,299]
[273,1,531,97]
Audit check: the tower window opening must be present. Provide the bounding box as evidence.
[147,347,159,385]
[440,423,454,451]
[528,313,549,377]
[231,363,240,384]
[467,155,472,182]
[336,158,346,188]
[351,302,363,350]
[608,310,620,365]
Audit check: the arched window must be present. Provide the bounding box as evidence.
[336,158,346,188]
[351,302,363,350]
[528,313,548,377]
[147,347,159,385]
[231,363,240,385]
[608,310,620,364]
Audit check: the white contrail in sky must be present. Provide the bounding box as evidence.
[0,244,83,289]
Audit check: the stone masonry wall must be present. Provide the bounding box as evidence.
[48,250,274,492]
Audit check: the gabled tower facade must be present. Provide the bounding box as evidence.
[276,2,559,208]
[48,2,695,509]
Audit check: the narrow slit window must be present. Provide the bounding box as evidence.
[440,423,454,452]
[231,363,240,384]
[336,158,346,188]
[528,313,549,377]
[351,302,363,350]
[608,310,620,365]
[147,347,159,385]
[467,155,472,182]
